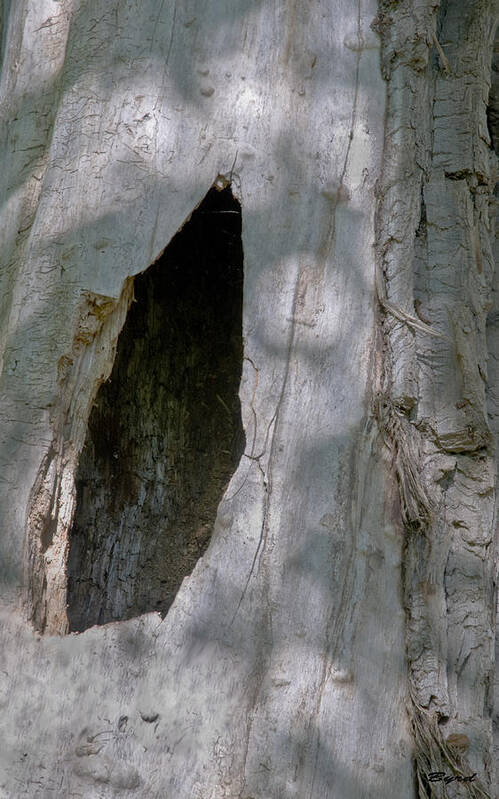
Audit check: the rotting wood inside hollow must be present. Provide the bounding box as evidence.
[66,185,245,632]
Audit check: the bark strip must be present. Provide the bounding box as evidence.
[374,0,498,795]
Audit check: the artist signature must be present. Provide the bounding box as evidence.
[427,772,477,784]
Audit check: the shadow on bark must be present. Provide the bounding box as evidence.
[66,185,245,632]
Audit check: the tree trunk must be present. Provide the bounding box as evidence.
[0,1,497,797]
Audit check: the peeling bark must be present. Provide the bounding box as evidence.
[375,0,498,795]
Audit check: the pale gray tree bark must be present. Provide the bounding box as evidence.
[0,1,498,797]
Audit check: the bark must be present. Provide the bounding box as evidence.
[375,3,498,796]
[0,1,497,798]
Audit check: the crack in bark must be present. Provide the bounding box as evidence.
[230,268,301,627]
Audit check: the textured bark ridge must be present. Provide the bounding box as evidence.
[374,0,498,796]
[66,186,244,631]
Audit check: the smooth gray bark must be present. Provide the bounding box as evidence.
[0,1,497,797]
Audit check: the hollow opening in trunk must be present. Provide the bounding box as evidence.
[66,185,245,632]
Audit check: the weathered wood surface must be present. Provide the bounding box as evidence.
[376,3,498,796]
[0,0,496,797]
